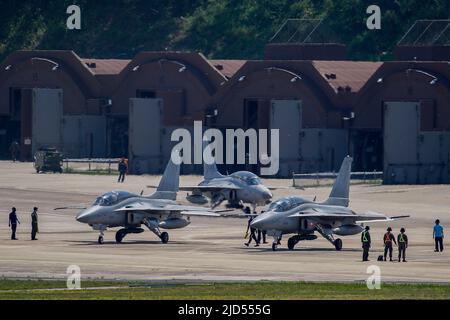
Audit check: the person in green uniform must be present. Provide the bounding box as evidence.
[361,226,371,261]
[9,207,20,240]
[398,228,408,262]
[31,207,39,241]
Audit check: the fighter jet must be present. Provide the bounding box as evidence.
[74,158,225,245]
[179,158,273,211]
[251,156,409,251]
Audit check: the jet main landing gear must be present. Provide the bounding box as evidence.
[211,193,226,209]
[334,238,343,251]
[115,228,145,243]
[287,234,318,250]
[316,226,343,251]
[143,218,170,244]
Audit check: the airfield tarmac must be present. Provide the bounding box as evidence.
[0,161,448,283]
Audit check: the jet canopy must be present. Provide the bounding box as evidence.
[231,171,262,185]
[93,190,137,207]
[268,196,310,212]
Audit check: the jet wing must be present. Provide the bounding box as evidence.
[354,212,410,223]
[179,180,242,192]
[266,186,300,191]
[288,209,409,222]
[54,204,88,210]
[113,202,231,218]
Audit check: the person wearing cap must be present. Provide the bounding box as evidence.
[397,228,408,262]
[383,227,397,261]
[31,207,39,241]
[8,207,20,240]
[361,226,371,261]
[433,219,444,252]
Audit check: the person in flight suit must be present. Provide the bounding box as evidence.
[383,227,397,261]
[361,226,371,261]
[31,207,39,241]
[244,207,259,247]
[8,207,20,240]
[398,228,409,262]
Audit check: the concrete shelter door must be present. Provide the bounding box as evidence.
[383,101,420,183]
[129,98,163,174]
[32,88,63,154]
[270,99,302,177]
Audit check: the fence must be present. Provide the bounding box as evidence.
[292,171,383,188]
[63,158,121,173]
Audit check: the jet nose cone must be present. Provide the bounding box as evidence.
[76,210,91,224]
[250,217,262,230]
[251,214,266,230]
[251,212,274,230]
[262,188,273,203]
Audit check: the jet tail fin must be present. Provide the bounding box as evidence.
[203,140,223,180]
[148,158,180,200]
[322,156,352,207]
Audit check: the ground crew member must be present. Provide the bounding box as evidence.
[244,207,259,247]
[31,207,39,241]
[398,228,408,262]
[433,219,444,252]
[8,207,20,240]
[118,157,128,183]
[257,229,267,244]
[9,141,20,162]
[361,226,371,261]
[383,227,397,261]
[257,211,268,244]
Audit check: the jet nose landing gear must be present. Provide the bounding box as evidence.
[93,225,107,245]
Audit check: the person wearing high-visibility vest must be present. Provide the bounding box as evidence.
[361,226,371,261]
[383,227,397,261]
[397,228,409,262]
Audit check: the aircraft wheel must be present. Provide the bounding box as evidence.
[272,243,278,251]
[287,237,297,251]
[98,236,104,245]
[160,232,169,244]
[115,230,125,243]
[334,238,343,251]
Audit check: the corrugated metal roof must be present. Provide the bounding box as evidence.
[312,61,382,93]
[209,60,246,78]
[81,59,131,75]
